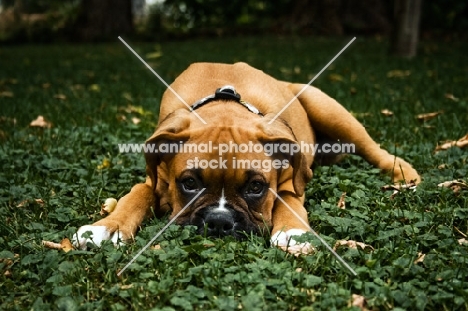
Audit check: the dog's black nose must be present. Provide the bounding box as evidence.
[204,209,235,237]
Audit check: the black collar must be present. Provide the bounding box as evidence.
[190,85,263,116]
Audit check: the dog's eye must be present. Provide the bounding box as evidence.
[246,181,264,195]
[182,177,198,191]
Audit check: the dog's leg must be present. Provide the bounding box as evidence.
[73,178,156,249]
[270,193,315,254]
[288,83,420,184]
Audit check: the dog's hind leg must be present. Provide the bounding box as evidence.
[288,83,420,184]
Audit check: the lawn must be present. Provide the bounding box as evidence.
[0,36,467,310]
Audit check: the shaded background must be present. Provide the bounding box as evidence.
[0,0,467,57]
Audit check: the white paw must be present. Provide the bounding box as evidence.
[271,229,316,255]
[72,225,124,250]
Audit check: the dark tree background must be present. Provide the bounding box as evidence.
[390,0,423,57]
[74,0,133,41]
[0,0,467,56]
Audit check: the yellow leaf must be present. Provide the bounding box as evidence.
[435,134,468,152]
[42,238,74,252]
[100,198,118,215]
[350,111,372,118]
[97,158,111,170]
[42,240,62,250]
[146,51,163,59]
[328,73,344,82]
[414,252,426,264]
[89,84,100,92]
[53,94,67,100]
[337,192,346,209]
[445,93,459,101]
[122,92,133,102]
[0,91,14,97]
[416,111,443,121]
[60,238,74,253]
[387,70,411,78]
[350,294,367,310]
[381,109,394,116]
[334,240,374,251]
[30,115,52,128]
[437,179,468,194]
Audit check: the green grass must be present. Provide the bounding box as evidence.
[0,36,467,310]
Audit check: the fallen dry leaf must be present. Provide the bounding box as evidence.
[100,198,118,216]
[53,94,67,100]
[416,111,443,122]
[89,84,100,92]
[0,91,14,97]
[414,252,426,264]
[454,226,467,238]
[42,240,61,249]
[350,294,367,310]
[146,51,163,59]
[0,116,17,125]
[387,70,411,78]
[122,92,133,102]
[437,180,468,194]
[381,109,394,116]
[350,112,373,118]
[334,240,374,251]
[30,115,52,128]
[42,238,74,252]
[337,192,346,209]
[61,238,74,252]
[328,73,344,82]
[437,164,447,169]
[17,198,45,208]
[131,117,141,125]
[435,134,468,152]
[445,93,459,101]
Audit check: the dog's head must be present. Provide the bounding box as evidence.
[145,108,312,239]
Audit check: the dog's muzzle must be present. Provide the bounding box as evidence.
[203,207,236,237]
[188,205,260,239]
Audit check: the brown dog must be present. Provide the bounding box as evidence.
[73,62,420,253]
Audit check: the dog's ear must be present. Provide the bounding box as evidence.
[257,114,313,197]
[145,110,192,190]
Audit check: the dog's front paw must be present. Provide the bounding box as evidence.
[270,229,316,255]
[72,225,127,250]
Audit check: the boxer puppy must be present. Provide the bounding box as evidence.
[73,62,420,254]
